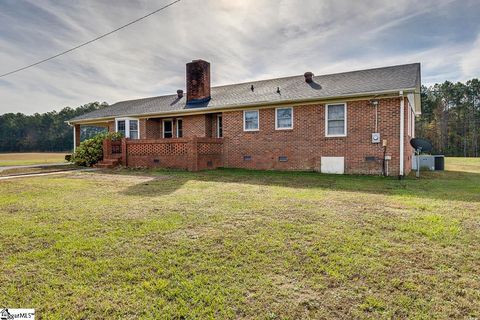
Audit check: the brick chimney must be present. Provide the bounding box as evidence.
[186,59,211,104]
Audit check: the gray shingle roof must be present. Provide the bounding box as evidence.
[69,63,420,123]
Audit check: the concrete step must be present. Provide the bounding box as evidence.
[94,163,113,168]
[102,159,119,164]
[95,159,120,168]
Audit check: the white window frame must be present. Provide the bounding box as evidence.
[243,110,259,132]
[325,103,347,137]
[275,107,293,130]
[162,119,173,138]
[411,105,415,138]
[405,100,416,138]
[115,117,140,139]
[216,114,223,138]
[176,118,183,138]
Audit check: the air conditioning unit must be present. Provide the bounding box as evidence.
[412,155,435,171]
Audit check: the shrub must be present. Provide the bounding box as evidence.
[65,154,72,162]
[72,132,123,167]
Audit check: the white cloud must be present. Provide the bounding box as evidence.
[460,35,480,80]
[0,0,478,114]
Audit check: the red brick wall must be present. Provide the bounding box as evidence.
[221,98,408,175]
[124,138,222,171]
[139,119,146,138]
[136,115,218,140]
[74,124,81,147]
[107,121,115,132]
[183,114,209,138]
[140,119,161,139]
[205,114,213,138]
[140,114,219,139]
[106,97,412,175]
[136,116,209,139]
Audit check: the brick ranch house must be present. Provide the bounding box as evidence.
[68,60,421,176]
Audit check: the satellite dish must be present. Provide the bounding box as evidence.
[410,138,433,153]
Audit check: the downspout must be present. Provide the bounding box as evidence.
[399,91,404,177]
[73,125,77,153]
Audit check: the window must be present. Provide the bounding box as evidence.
[163,120,173,138]
[115,118,139,139]
[275,107,293,129]
[325,103,347,137]
[176,119,183,138]
[243,110,259,131]
[217,115,223,138]
[129,120,139,139]
[117,120,126,137]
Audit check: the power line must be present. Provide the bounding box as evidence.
[0,0,181,78]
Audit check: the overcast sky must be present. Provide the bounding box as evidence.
[0,0,479,114]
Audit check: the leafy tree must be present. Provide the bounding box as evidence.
[417,79,480,156]
[0,102,108,152]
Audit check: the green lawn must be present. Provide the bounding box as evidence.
[0,158,479,319]
[0,153,67,167]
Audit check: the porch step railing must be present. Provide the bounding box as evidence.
[102,139,122,160]
[111,141,121,154]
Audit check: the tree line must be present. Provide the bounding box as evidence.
[0,102,108,152]
[417,79,480,156]
[1,79,479,156]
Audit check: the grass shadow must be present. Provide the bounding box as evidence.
[115,167,480,202]
[119,174,191,197]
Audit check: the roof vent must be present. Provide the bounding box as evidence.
[304,72,314,83]
[177,89,184,98]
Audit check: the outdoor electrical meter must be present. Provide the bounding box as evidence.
[372,132,380,143]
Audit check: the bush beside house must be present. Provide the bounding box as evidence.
[71,132,122,166]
